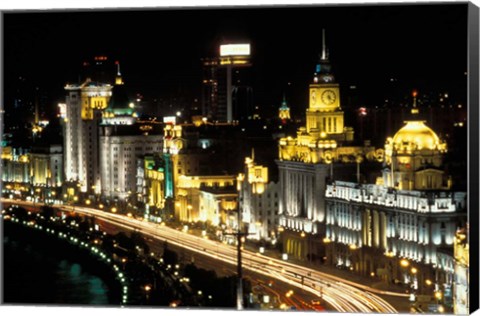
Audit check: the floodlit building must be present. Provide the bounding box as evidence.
[453,228,469,314]
[1,147,30,195]
[63,56,115,195]
[99,123,163,200]
[323,106,467,297]
[276,31,381,261]
[29,144,63,187]
[278,95,291,121]
[238,153,280,242]
[139,121,239,223]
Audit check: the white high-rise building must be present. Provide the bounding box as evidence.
[63,80,112,194]
[99,124,163,200]
[63,57,128,195]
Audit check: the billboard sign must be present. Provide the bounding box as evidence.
[220,44,251,56]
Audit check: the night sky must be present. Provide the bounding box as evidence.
[3,3,468,117]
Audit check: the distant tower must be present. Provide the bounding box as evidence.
[307,29,349,140]
[278,94,291,121]
[201,43,252,122]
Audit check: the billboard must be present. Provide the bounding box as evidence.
[220,44,251,57]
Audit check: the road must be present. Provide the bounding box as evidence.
[2,199,405,313]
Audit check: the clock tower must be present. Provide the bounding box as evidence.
[306,30,345,137]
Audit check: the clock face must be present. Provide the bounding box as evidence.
[321,90,336,105]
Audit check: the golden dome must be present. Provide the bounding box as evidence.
[391,121,444,151]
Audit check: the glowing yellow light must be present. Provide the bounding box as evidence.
[85,199,91,205]
[425,279,432,286]
[111,207,117,213]
[400,259,409,267]
[411,267,417,274]
[220,44,251,56]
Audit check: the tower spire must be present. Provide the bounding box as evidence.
[321,29,327,60]
[116,60,121,76]
[115,61,124,85]
[411,90,419,114]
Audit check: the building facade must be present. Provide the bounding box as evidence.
[29,144,63,187]
[276,33,381,261]
[99,124,163,200]
[453,228,469,314]
[238,154,280,242]
[63,78,112,195]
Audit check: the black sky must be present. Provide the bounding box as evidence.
[3,3,468,113]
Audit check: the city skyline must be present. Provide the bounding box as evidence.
[4,3,468,119]
[1,2,477,314]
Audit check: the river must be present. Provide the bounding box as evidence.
[3,222,116,306]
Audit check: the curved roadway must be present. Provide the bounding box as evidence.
[2,200,406,313]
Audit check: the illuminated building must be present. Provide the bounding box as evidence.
[238,152,279,241]
[453,228,469,314]
[176,175,236,223]
[99,123,163,200]
[382,92,450,191]
[140,121,239,222]
[29,144,63,187]
[139,154,171,221]
[276,31,380,260]
[1,147,30,185]
[199,186,238,230]
[201,43,252,122]
[63,56,114,194]
[323,108,467,297]
[1,145,62,199]
[278,95,291,122]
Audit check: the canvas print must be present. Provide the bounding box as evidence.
[1,3,477,314]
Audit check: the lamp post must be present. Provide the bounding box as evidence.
[224,205,253,310]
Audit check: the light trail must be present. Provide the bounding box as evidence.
[2,200,404,313]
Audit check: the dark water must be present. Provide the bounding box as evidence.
[3,225,111,306]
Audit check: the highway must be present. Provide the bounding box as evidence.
[2,199,406,313]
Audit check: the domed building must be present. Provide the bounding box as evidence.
[382,106,450,191]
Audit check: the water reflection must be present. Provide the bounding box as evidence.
[3,230,110,305]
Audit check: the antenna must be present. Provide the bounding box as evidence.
[321,29,327,60]
[115,61,121,76]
